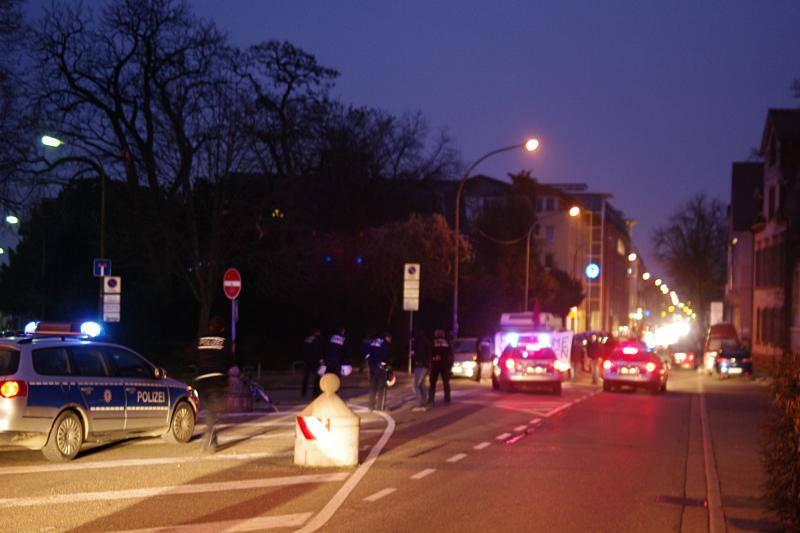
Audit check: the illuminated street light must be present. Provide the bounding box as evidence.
[627,252,637,262]
[5,215,18,225]
[654,278,662,286]
[40,135,64,148]
[568,206,581,217]
[660,285,669,294]
[642,272,651,281]
[453,138,540,335]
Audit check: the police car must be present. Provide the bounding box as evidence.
[0,322,198,461]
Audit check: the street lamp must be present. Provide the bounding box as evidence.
[40,135,108,319]
[452,138,539,336]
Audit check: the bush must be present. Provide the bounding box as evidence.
[763,351,800,528]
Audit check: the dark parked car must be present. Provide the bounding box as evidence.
[713,347,753,378]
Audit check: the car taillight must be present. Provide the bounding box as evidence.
[687,353,694,361]
[602,359,613,370]
[504,359,516,370]
[645,362,656,373]
[0,380,27,399]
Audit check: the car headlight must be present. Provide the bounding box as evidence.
[461,361,477,369]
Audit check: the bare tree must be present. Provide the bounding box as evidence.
[651,194,727,329]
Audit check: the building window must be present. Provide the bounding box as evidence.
[536,198,544,211]
[545,197,555,211]
[545,225,555,242]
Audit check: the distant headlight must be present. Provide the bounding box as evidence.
[461,361,477,369]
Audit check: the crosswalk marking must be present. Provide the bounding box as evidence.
[111,513,314,533]
[0,472,349,509]
[0,452,290,475]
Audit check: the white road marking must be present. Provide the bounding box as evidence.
[0,452,290,475]
[297,408,396,533]
[473,441,491,450]
[0,473,349,509]
[529,418,542,425]
[447,453,467,463]
[410,468,436,480]
[699,379,725,532]
[363,488,396,502]
[513,425,528,432]
[111,512,313,532]
[496,432,512,440]
[506,434,525,445]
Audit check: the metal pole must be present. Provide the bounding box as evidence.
[231,298,237,357]
[524,227,531,312]
[408,310,414,374]
[452,142,528,337]
[98,168,106,322]
[599,200,607,332]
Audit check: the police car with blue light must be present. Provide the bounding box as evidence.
[0,321,197,461]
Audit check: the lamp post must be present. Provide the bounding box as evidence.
[40,135,108,319]
[452,138,539,336]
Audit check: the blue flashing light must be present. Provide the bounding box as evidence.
[585,263,600,280]
[80,321,103,338]
[23,321,39,335]
[324,255,333,264]
[355,256,364,265]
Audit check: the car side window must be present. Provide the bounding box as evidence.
[68,347,110,377]
[32,347,72,376]
[106,348,154,379]
[0,348,20,374]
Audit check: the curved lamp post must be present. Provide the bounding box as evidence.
[452,138,539,336]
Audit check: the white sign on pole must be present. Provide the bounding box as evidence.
[102,276,122,322]
[403,263,420,311]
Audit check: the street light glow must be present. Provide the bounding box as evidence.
[40,135,64,148]
[5,215,18,225]
[654,278,662,286]
[525,138,539,152]
[568,206,580,217]
[627,252,637,262]
[642,272,651,281]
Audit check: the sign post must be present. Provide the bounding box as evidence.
[403,263,421,373]
[102,275,121,322]
[223,268,242,355]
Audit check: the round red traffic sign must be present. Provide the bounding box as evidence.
[223,268,242,300]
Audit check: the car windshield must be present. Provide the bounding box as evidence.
[0,348,20,374]
[452,339,476,353]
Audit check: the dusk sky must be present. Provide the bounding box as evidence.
[23,1,800,279]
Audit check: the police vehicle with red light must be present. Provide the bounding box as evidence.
[0,322,197,461]
[601,342,668,393]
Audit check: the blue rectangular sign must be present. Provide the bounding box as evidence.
[93,258,112,277]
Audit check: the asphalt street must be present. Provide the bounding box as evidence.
[0,369,782,532]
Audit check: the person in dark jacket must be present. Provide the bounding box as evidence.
[301,327,323,397]
[324,327,347,378]
[194,316,234,453]
[428,328,453,405]
[412,329,431,410]
[367,332,392,411]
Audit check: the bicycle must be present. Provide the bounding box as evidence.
[240,374,280,412]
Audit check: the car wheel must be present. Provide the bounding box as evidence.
[553,382,562,395]
[491,375,499,390]
[42,410,83,462]
[603,381,611,392]
[660,380,667,392]
[474,366,482,382]
[649,382,661,394]
[162,401,196,443]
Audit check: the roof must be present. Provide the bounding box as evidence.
[760,109,800,153]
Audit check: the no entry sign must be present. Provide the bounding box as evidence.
[223,268,242,300]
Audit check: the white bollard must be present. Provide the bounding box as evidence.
[294,373,361,467]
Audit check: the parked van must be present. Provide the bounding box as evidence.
[703,323,740,374]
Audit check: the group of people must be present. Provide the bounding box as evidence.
[299,325,455,412]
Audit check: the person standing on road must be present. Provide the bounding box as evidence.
[301,327,323,397]
[194,316,235,453]
[412,329,431,411]
[324,327,347,378]
[367,332,392,411]
[428,328,452,406]
[588,334,602,385]
[360,329,376,376]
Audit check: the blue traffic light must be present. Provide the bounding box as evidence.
[585,263,600,280]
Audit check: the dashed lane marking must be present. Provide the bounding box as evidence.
[529,418,542,425]
[506,434,526,445]
[111,512,313,532]
[363,488,396,502]
[495,432,512,440]
[0,452,290,475]
[513,425,528,432]
[473,442,491,450]
[447,453,467,463]
[410,468,436,480]
[0,473,349,509]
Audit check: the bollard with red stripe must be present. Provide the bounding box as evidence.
[294,374,360,467]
